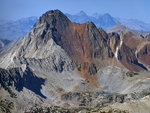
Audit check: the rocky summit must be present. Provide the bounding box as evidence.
[0,10,150,113]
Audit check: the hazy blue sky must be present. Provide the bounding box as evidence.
[0,0,149,23]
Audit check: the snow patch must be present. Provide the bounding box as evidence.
[115,47,119,58]
[120,39,123,47]
[115,38,123,59]
[135,50,138,58]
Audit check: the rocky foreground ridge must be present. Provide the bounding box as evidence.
[0,10,150,113]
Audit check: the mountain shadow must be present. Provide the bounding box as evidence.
[0,67,46,98]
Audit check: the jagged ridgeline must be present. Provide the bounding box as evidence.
[0,10,150,113]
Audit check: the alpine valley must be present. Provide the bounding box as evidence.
[0,10,150,113]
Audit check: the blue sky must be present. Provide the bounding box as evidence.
[0,0,149,23]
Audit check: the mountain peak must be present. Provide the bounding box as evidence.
[77,11,87,16]
[102,13,112,17]
[38,9,70,24]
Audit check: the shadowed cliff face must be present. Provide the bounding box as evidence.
[118,43,147,72]
[137,44,150,66]
[0,67,46,98]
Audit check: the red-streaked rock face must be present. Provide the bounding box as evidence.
[137,44,150,66]
[36,10,114,87]
[38,10,113,61]
[118,43,147,72]
[116,31,148,71]
[122,31,144,50]
[37,10,150,82]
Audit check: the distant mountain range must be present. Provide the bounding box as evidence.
[0,17,38,40]
[0,11,150,40]
[66,11,119,30]
[66,11,150,32]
